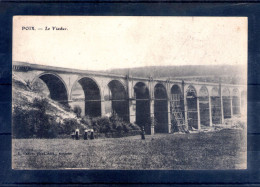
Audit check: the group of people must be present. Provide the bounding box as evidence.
[71,129,94,140]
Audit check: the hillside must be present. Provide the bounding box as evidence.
[12,73,90,138]
[13,74,83,124]
[106,65,246,84]
[12,73,140,139]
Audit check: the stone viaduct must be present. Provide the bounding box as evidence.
[13,61,247,134]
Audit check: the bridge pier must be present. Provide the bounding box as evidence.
[101,99,106,117]
[184,95,188,128]
[150,99,155,135]
[126,76,135,123]
[219,81,224,124]
[182,81,188,128]
[230,96,233,117]
[220,96,224,124]
[196,96,201,130]
[232,88,241,116]
[167,99,172,133]
[128,99,136,124]
[209,96,213,126]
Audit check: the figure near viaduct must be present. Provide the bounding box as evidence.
[13,61,247,134]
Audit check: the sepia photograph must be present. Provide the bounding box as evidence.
[12,16,247,170]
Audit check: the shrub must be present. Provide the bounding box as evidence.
[91,117,100,132]
[13,95,140,138]
[59,102,72,112]
[33,111,54,138]
[31,98,58,138]
[90,114,141,136]
[122,123,131,133]
[73,105,82,118]
[62,118,82,135]
[94,116,112,133]
[129,123,141,131]
[32,97,49,114]
[12,103,59,139]
[13,98,62,138]
[81,116,92,127]
[12,106,34,138]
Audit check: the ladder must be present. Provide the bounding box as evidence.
[170,94,188,133]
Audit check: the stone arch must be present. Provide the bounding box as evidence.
[211,87,219,97]
[154,83,168,133]
[70,76,102,99]
[186,85,197,96]
[134,82,150,134]
[108,80,129,121]
[222,87,230,97]
[108,79,127,91]
[210,87,221,124]
[71,77,101,118]
[32,72,69,106]
[232,88,241,115]
[186,85,199,129]
[171,84,182,95]
[198,86,210,126]
[222,87,232,118]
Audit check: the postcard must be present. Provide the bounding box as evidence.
[12,16,247,170]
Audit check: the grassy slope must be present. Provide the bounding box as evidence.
[13,128,246,170]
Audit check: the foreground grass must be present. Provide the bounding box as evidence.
[12,129,246,170]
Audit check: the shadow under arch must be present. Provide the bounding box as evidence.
[33,72,69,106]
[154,83,168,133]
[198,86,210,126]
[211,87,222,124]
[170,84,185,132]
[108,80,129,122]
[71,77,101,118]
[134,82,150,134]
[232,88,241,115]
[222,87,232,119]
[186,85,198,129]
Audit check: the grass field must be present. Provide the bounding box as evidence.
[12,128,246,170]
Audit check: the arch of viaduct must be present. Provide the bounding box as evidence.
[13,62,247,135]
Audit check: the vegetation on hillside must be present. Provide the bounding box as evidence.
[12,74,140,139]
[106,65,246,84]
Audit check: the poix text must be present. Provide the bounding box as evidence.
[22,26,68,31]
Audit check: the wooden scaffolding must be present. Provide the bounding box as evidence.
[170,94,188,133]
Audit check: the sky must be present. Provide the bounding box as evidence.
[13,16,247,71]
